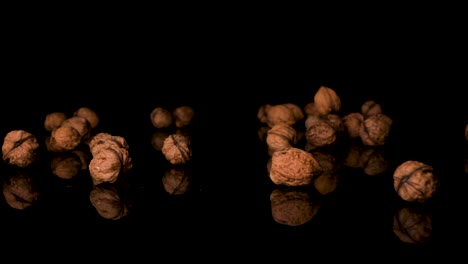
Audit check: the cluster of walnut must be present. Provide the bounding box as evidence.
[150,106,193,165]
[87,132,133,185]
[393,160,439,203]
[2,130,40,168]
[44,107,99,152]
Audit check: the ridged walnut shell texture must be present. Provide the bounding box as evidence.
[269,147,323,186]
[393,160,438,203]
[266,124,297,153]
[2,130,40,168]
[313,86,341,116]
[360,113,392,146]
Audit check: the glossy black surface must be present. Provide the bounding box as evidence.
[1,64,467,260]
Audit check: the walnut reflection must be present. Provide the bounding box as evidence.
[270,186,321,227]
[89,182,131,220]
[2,168,41,210]
[343,143,388,176]
[393,205,433,244]
[151,130,171,151]
[309,150,341,195]
[50,149,90,180]
[162,164,192,195]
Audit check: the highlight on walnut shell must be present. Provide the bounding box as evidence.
[393,205,432,244]
[269,147,323,187]
[2,130,40,168]
[2,168,41,210]
[304,115,339,148]
[393,160,439,203]
[313,86,341,116]
[162,165,192,195]
[161,134,192,165]
[150,107,173,129]
[89,183,130,220]
[270,187,321,226]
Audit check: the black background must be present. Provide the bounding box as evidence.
[1,19,467,260]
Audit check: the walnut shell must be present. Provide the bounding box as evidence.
[342,112,364,139]
[44,112,67,132]
[74,107,99,129]
[313,172,339,195]
[360,113,392,146]
[173,106,194,128]
[393,160,439,203]
[61,116,91,139]
[266,124,297,153]
[303,102,320,117]
[150,107,173,128]
[313,86,341,115]
[2,130,40,168]
[265,104,296,128]
[89,147,132,185]
[359,147,388,176]
[48,126,82,152]
[2,170,40,210]
[283,103,304,123]
[361,100,382,118]
[269,147,323,186]
[161,134,192,165]
[257,104,272,123]
[151,130,170,151]
[162,165,191,195]
[305,116,337,147]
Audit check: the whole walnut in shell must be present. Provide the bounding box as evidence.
[89,183,130,220]
[361,100,382,118]
[173,106,194,128]
[269,147,323,186]
[89,146,132,185]
[393,160,439,203]
[74,107,99,129]
[313,86,341,116]
[265,104,298,128]
[342,113,364,139]
[88,132,129,156]
[44,112,67,132]
[61,116,91,139]
[161,134,192,165]
[2,130,40,168]
[47,126,82,152]
[304,115,338,148]
[360,113,392,146]
[266,124,297,154]
[270,187,321,226]
[303,102,321,117]
[393,206,432,244]
[150,107,173,129]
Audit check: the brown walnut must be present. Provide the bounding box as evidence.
[270,187,321,226]
[2,130,40,168]
[393,160,439,203]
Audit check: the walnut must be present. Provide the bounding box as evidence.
[173,106,194,128]
[150,107,173,128]
[342,112,364,139]
[360,113,392,146]
[283,103,304,123]
[310,150,340,195]
[50,151,87,180]
[265,104,297,128]
[266,124,297,154]
[359,147,388,176]
[2,169,40,210]
[343,144,363,168]
[304,116,337,148]
[270,187,321,226]
[151,130,170,151]
[89,183,130,220]
[269,147,323,186]
[74,107,99,129]
[257,104,271,124]
[2,130,40,168]
[161,134,192,165]
[303,102,320,117]
[47,126,82,152]
[361,100,382,118]
[162,165,192,195]
[61,116,91,139]
[89,147,132,185]
[393,160,439,203]
[313,86,341,115]
[44,112,67,132]
[88,132,129,156]
[393,206,432,244]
